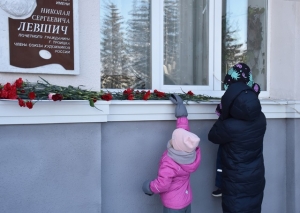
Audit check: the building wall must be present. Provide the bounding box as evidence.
[0,1,300,213]
[295,3,300,99]
[0,119,297,213]
[269,1,300,99]
[286,119,300,213]
[0,123,102,213]
[0,1,300,99]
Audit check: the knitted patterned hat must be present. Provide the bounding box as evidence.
[223,63,260,94]
[171,128,200,153]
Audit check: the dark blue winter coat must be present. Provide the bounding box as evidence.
[208,82,266,213]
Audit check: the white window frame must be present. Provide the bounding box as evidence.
[102,0,270,98]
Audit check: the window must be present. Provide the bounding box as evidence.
[163,1,209,86]
[100,0,151,89]
[100,0,268,95]
[222,0,268,91]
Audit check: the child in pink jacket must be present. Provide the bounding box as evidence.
[142,95,201,213]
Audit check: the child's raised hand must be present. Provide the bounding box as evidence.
[169,94,188,118]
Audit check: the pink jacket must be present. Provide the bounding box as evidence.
[149,147,201,209]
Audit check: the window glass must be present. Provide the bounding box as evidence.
[163,0,209,86]
[222,0,267,90]
[100,0,151,89]
[100,0,268,92]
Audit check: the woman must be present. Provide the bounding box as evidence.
[208,63,266,213]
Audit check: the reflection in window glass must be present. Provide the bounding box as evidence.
[222,0,267,90]
[164,0,209,85]
[100,0,151,89]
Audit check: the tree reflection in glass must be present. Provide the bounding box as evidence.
[100,0,151,89]
[163,0,209,86]
[222,0,267,90]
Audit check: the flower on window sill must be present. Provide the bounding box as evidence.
[154,89,165,98]
[26,101,33,109]
[18,98,26,107]
[51,93,63,101]
[123,88,134,95]
[0,82,18,99]
[187,91,194,96]
[0,77,218,110]
[101,93,113,101]
[127,94,134,100]
[143,90,151,100]
[28,91,36,100]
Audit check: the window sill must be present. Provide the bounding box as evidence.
[0,99,299,125]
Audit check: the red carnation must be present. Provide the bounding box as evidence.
[101,93,113,101]
[123,88,133,95]
[187,90,194,96]
[26,101,33,109]
[127,94,134,100]
[18,98,26,107]
[28,91,36,100]
[0,82,17,99]
[0,90,8,98]
[8,91,17,99]
[52,94,63,101]
[154,89,165,98]
[9,85,17,99]
[143,90,151,100]
[3,83,11,91]
[15,78,23,88]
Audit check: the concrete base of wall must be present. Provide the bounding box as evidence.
[0,119,298,213]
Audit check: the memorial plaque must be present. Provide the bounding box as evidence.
[0,0,79,75]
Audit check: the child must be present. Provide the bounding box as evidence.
[142,94,201,212]
[170,92,223,198]
[212,104,223,197]
[142,128,201,212]
[212,145,222,197]
[208,63,265,213]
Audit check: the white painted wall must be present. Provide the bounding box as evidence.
[295,3,300,99]
[269,1,300,99]
[0,0,300,98]
[0,0,101,90]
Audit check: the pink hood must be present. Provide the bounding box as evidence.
[149,147,201,209]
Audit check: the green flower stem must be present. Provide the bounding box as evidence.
[14,77,220,107]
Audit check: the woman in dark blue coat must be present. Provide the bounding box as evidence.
[208,63,266,213]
